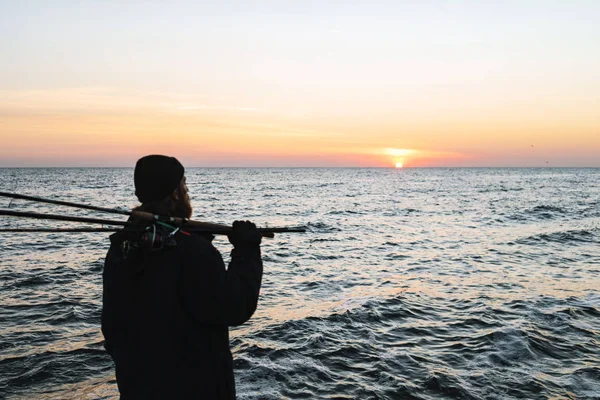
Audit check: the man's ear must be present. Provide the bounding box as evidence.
[171,189,180,201]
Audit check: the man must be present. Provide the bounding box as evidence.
[102,155,263,399]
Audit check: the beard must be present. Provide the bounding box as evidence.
[173,194,192,219]
[172,184,192,219]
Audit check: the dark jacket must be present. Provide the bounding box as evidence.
[101,229,263,399]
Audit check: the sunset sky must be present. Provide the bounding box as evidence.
[1,1,599,167]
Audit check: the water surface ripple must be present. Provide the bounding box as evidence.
[0,168,599,399]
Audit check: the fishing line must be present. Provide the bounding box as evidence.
[3,178,18,229]
[7,174,17,208]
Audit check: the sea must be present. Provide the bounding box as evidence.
[0,168,599,400]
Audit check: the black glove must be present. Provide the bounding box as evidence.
[228,220,262,248]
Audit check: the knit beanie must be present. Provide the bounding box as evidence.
[134,155,185,203]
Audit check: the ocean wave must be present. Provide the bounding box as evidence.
[6,275,55,289]
[309,238,342,243]
[231,293,600,399]
[382,208,421,217]
[326,210,364,215]
[1,346,111,398]
[305,222,342,233]
[507,204,569,222]
[513,229,598,246]
[478,187,524,193]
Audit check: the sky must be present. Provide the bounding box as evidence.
[0,0,599,167]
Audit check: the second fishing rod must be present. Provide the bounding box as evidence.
[0,192,306,237]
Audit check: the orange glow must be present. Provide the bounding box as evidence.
[0,88,599,167]
[385,148,415,157]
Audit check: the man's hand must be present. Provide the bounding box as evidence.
[228,220,262,248]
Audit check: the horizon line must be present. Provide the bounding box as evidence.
[0,166,598,169]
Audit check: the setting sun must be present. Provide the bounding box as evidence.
[395,162,403,168]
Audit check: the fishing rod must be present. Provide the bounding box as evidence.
[0,227,305,234]
[0,192,225,231]
[0,209,305,236]
[0,191,130,215]
[0,227,131,233]
[0,191,234,229]
[0,209,128,226]
[0,192,306,237]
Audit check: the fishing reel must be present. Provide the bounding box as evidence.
[121,222,179,256]
[139,224,177,251]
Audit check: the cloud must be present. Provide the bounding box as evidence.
[167,104,263,113]
[0,87,264,116]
